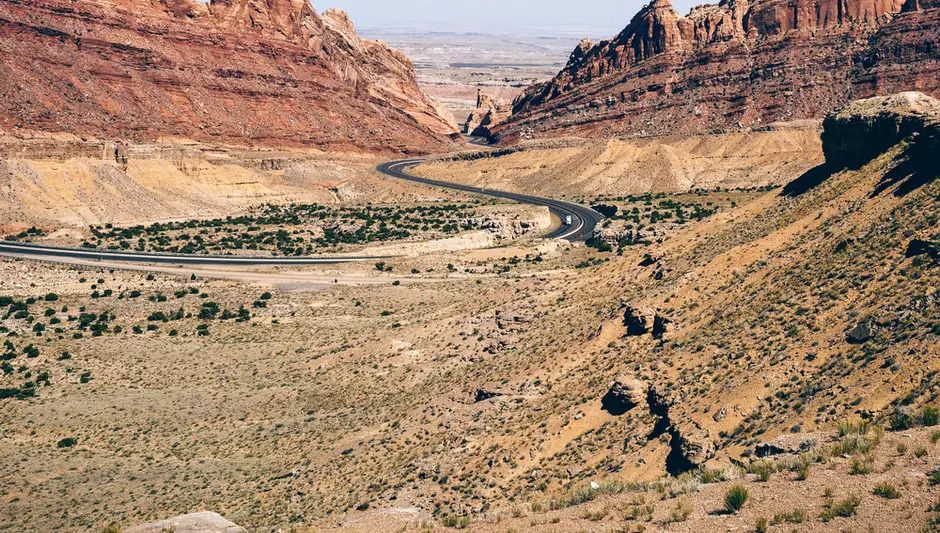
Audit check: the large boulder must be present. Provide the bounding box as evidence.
[601,376,649,415]
[846,322,873,344]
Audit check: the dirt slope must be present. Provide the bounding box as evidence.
[414,127,823,197]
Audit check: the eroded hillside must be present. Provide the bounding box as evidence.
[491,0,940,143]
[0,0,458,153]
[414,126,823,197]
[0,94,935,532]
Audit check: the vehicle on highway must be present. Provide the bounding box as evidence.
[563,215,573,226]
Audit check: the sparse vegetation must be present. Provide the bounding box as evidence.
[820,494,861,521]
[724,486,749,514]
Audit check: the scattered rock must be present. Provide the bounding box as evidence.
[474,389,502,403]
[712,405,728,422]
[846,322,873,344]
[638,253,659,267]
[755,434,820,458]
[601,376,648,415]
[622,304,671,339]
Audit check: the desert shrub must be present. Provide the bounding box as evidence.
[724,485,749,513]
[889,408,914,431]
[820,494,861,521]
[749,461,773,482]
[795,460,811,481]
[929,469,940,486]
[667,500,691,523]
[849,455,874,475]
[772,508,806,524]
[441,515,470,529]
[57,437,77,448]
[872,483,900,499]
[755,517,768,533]
[581,507,608,521]
[923,407,939,427]
[930,430,940,445]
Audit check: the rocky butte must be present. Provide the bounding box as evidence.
[491,0,940,143]
[0,0,459,153]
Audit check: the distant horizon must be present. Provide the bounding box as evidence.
[193,1,701,37]
[315,0,700,36]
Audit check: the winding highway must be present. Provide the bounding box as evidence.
[0,155,603,267]
[376,158,603,242]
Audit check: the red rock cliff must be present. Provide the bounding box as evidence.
[0,0,458,153]
[494,0,939,143]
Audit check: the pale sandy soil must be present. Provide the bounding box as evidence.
[414,128,824,198]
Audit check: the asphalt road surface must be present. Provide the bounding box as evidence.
[0,241,387,266]
[376,158,604,242]
[0,155,603,268]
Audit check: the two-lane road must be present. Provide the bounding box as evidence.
[377,159,603,242]
[0,155,603,268]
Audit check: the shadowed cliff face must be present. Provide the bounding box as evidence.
[495,0,939,143]
[0,0,458,153]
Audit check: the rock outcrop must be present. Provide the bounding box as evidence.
[622,304,671,339]
[491,0,940,143]
[0,0,458,153]
[846,322,874,344]
[821,92,940,169]
[464,90,513,136]
[126,511,243,533]
[601,376,649,415]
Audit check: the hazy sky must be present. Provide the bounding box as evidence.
[310,0,699,35]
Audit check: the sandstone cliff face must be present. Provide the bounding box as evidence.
[494,0,939,143]
[464,90,512,136]
[0,0,458,153]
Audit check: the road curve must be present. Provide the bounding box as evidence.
[377,158,604,242]
[0,156,603,268]
[0,241,388,266]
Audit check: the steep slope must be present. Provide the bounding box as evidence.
[0,94,935,533]
[0,0,458,153]
[492,0,940,143]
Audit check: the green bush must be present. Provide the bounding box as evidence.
[441,515,470,529]
[923,407,939,427]
[57,437,78,448]
[820,494,860,521]
[872,483,900,499]
[772,508,806,524]
[749,461,773,482]
[889,409,913,431]
[724,485,749,513]
[755,517,768,533]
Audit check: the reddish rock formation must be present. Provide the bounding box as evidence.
[464,90,512,136]
[0,0,458,153]
[492,0,940,143]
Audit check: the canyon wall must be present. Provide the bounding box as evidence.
[492,0,939,143]
[0,0,458,153]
